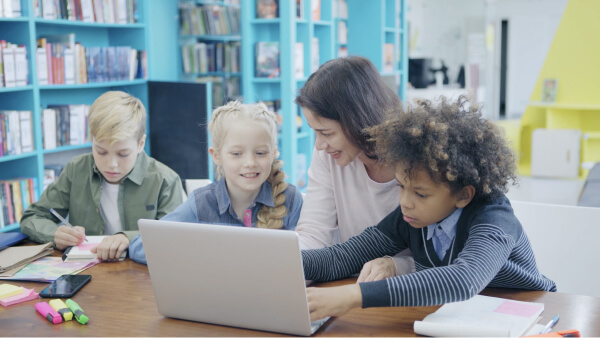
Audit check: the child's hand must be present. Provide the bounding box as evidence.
[54,225,86,250]
[91,234,129,261]
[357,257,396,282]
[307,284,362,322]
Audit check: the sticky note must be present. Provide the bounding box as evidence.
[493,299,543,318]
[0,288,38,306]
[0,284,23,300]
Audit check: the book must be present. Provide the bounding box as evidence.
[294,42,304,78]
[383,43,395,73]
[413,295,544,337]
[255,41,279,78]
[541,78,558,103]
[256,0,277,19]
[296,0,303,18]
[311,37,319,72]
[63,236,127,261]
[311,0,320,21]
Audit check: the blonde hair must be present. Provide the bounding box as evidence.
[88,91,146,144]
[208,100,288,229]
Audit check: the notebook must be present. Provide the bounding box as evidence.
[413,295,544,337]
[62,236,127,261]
[138,219,330,336]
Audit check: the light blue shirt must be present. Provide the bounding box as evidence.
[129,178,303,264]
[426,208,463,261]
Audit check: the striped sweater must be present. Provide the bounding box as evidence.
[302,196,557,308]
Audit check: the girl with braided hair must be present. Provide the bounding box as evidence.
[129,100,303,264]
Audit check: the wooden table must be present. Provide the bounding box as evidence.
[1,253,599,337]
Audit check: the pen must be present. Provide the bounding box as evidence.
[65,299,89,325]
[50,208,88,242]
[540,314,560,334]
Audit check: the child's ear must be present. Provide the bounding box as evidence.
[138,134,146,152]
[209,147,221,165]
[455,185,476,208]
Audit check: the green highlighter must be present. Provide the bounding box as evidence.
[65,299,89,325]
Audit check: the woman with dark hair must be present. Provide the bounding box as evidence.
[295,56,414,281]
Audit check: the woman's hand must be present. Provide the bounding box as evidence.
[307,284,362,321]
[91,233,129,261]
[357,257,396,282]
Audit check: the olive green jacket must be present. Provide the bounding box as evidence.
[20,152,184,246]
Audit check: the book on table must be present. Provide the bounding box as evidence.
[413,295,544,337]
[63,236,127,262]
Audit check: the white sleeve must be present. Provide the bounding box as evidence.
[295,149,339,249]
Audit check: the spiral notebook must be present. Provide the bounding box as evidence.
[413,295,544,337]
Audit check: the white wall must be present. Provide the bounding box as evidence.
[408,0,486,83]
[407,0,567,120]
[484,0,568,119]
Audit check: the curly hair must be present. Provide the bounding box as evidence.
[367,95,517,203]
[208,100,288,228]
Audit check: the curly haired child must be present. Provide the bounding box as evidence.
[301,96,557,321]
[130,100,303,264]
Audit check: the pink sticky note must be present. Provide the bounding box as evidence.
[493,300,542,318]
[0,288,39,306]
[77,243,99,251]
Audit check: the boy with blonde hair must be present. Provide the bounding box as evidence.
[21,91,184,261]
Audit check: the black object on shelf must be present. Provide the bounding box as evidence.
[148,81,210,182]
[408,58,435,89]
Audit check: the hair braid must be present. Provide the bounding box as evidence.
[256,159,288,228]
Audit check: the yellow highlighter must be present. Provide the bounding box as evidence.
[49,299,73,321]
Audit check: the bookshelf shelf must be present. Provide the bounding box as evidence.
[2,224,20,232]
[179,34,241,41]
[0,85,33,93]
[0,17,29,22]
[0,0,150,232]
[39,79,147,90]
[34,19,146,29]
[43,144,93,154]
[0,152,37,163]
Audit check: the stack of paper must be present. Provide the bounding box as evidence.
[0,286,38,306]
[0,242,53,276]
[413,295,544,337]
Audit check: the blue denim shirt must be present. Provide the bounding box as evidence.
[129,178,303,264]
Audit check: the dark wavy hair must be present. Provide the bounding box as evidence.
[295,56,401,158]
[366,95,518,203]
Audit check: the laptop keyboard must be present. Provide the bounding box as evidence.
[310,316,330,334]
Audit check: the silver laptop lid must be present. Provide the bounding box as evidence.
[138,219,314,336]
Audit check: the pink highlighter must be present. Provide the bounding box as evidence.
[35,302,63,324]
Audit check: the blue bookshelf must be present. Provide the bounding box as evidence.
[0,0,150,232]
[239,0,336,191]
[347,0,407,100]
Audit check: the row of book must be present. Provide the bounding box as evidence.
[0,111,33,157]
[195,75,241,107]
[34,0,139,24]
[0,178,39,228]
[259,38,319,78]
[0,41,29,88]
[0,0,21,17]
[42,104,91,150]
[181,41,240,74]
[36,35,147,85]
[179,3,240,36]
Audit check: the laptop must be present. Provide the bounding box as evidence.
[138,219,330,336]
